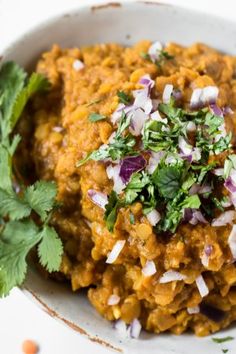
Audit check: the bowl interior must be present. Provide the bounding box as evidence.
[3,2,236,353]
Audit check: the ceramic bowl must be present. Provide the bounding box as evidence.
[2,2,236,353]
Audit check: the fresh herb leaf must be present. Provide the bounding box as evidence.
[89,112,106,122]
[0,220,41,296]
[37,225,63,272]
[104,191,122,232]
[129,212,135,224]
[140,52,151,60]
[212,337,234,344]
[117,91,132,105]
[222,349,229,353]
[153,164,182,199]
[86,99,102,107]
[0,189,31,220]
[24,181,57,221]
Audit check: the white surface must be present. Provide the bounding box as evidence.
[0,1,236,354]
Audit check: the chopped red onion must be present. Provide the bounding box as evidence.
[172,88,182,101]
[129,108,149,136]
[108,294,120,306]
[159,270,187,283]
[186,121,196,132]
[146,210,161,226]
[106,164,126,194]
[189,210,208,225]
[119,155,146,184]
[106,240,126,264]
[179,136,193,155]
[162,84,173,104]
[150,110,164,121]
[142,260,157,277]
[190,88,202,108]
[87,189,108,210]
[190,86,219,108]
[201,245,213,268]
[133,88,153,115]
[222,106,234,115]
[73,59,85,71]
[224,177,236,193]
[212,168,224,176]
[187,306,200,314]
[148,41,163,62]
[113,320,129,338]
[139,74,155,91]
[130,319,142,339]
[210,103,223,117]
[52,126,64,133]
[111,104,134,124]
[195,275,209,298]
[189,183,211,196]
[228,224,236,259]
[211,210,236,227]
[146,151,165,174]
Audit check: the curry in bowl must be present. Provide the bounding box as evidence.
[1,40,236,339]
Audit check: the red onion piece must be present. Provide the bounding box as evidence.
[159,270,187,283]
[133,87,153,114]
[186,121,196,132]
[189,210,208,225]
[228,224,236,259]
[119,155,146,184]
[146,210,161,226]
[148,41,163,62]
[212,168,224,176]
[195,275,209,298]
[222,106,234,115]
[190,86,219,108]
[187,306,200,314]
[113,320,129,338]
[142,260,157,277]
[172,88,182,101]
[209,103,223,117]
[224,177,236,193]
[162,84,173,104]
[73,59,85,71]
[130,319,142,339]
[106,240,126,264]
[108,294,120,306]
[147,151,165,174]
[211,210,236,227]
[139,74,155,91]
[129,108,149,136]
[87,189,108,210]
[106,164,126,194]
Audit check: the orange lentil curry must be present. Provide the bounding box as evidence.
[19,40,236,336]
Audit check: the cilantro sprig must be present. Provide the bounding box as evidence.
[0,62,63,297]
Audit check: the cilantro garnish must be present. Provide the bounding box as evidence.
[140,49,174,68]
[222,350,229,353]
[89,112,106,122]
[117,91,132,105]
[0,62,63,297]
[212,337,234,344]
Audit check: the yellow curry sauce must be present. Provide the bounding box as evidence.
[27,41,236,336]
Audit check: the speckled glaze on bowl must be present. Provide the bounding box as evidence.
[2,2,236,353]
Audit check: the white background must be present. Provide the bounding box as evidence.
[0,1,236,353]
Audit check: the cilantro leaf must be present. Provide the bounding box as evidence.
[0,220,40,297]
[0,62,26,140]
[117,91,132,105]
[10,72,49,132]
[24,181,57,221]
[212,337,234,344]
[153,165,182,199]
[0,189,31,220]
[89,113,106,122]
[104,191,123,232]
[0,145,13,192]
[37,225,63,272]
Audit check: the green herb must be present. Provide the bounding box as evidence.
[104,191,124,232]
[85,99,102,107]
[77,111,137,166]
[152,164,182,199]
[0,61,63,297]
[222,349,229,353]
[89,112,106,122]
[156,50,174,68]
[117,91,132,105]
[140,52,151,60]
[129,212,135,224]
[212,337,234,344]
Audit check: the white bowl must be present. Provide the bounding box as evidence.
[3,2,236,353]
